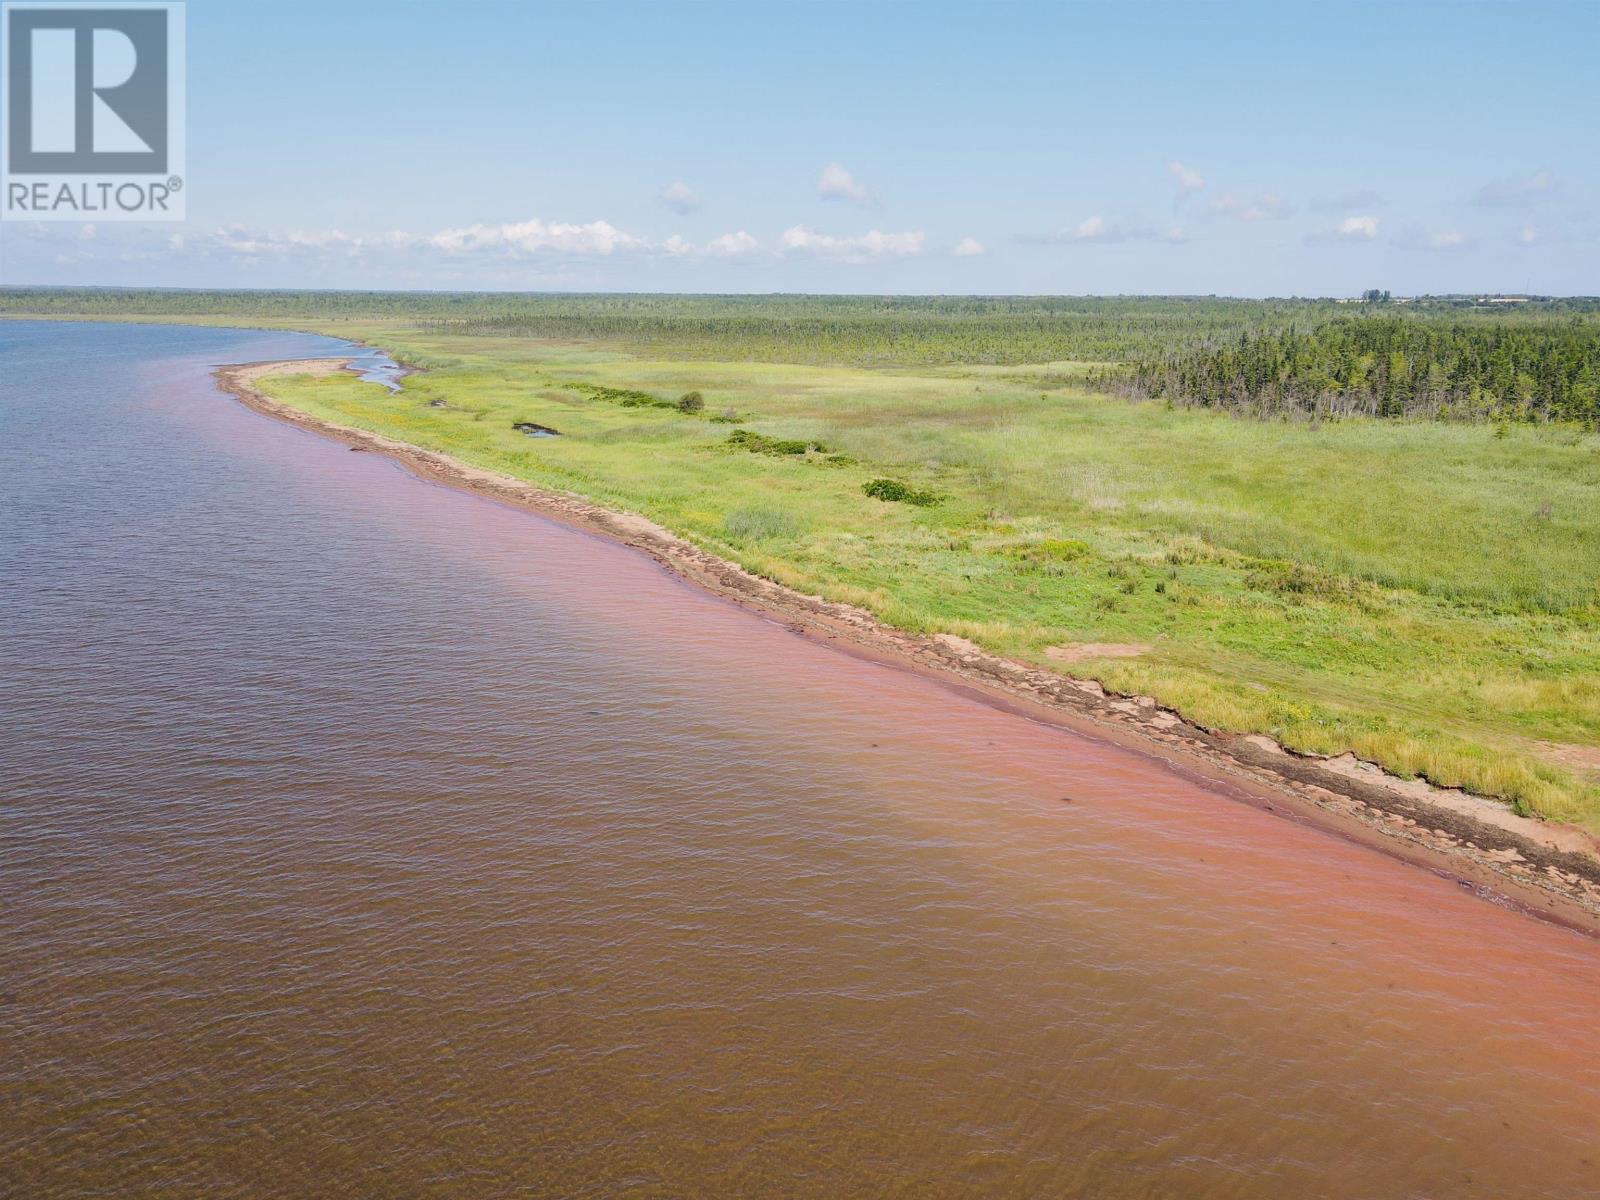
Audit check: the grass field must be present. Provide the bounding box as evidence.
[239,319,1600,829]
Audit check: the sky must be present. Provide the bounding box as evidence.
[1,0,1596,296]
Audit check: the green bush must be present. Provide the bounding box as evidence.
[567,382,676,410]
[863,477,942,506]
[726,429,822,456]
[677,391,705,413]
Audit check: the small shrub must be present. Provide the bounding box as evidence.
[822,453,858,467]
[677,391,705,413]
[863,477,942,506]
[726,429,822,456]
[567,382,676,410]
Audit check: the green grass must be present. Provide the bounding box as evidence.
[248,325,1600,829]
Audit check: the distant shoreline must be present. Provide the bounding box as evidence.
[216,355,1600,934]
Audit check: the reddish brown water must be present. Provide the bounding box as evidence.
[5,322,1600,1198]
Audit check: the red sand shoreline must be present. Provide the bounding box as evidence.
[216,356,1600,934]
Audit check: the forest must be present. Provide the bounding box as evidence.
[1107,313,1600,424]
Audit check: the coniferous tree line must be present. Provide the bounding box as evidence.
[1104,315,1600,425]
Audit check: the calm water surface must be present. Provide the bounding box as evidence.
[3,321,1599,1198]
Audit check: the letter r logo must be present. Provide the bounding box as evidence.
[5,5,168,172]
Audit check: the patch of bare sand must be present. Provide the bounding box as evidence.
[1538,741,1600,779]
[1045,642,1150,664]
[239,358,350,380]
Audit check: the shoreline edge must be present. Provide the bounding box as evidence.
[217,356,1600,935]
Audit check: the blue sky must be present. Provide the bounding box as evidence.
[3,0,1596,295]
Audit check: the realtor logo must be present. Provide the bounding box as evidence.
[2,1,185,220]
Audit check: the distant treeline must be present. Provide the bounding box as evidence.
[4,290,1599,417]
[418,294,1310,365]
[0,287,1335,363]
[1103,315,1600,425]
[422,294,1600,373]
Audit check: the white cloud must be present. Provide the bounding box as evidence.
[1303,215,1379,245]
[1205,191,1293,222]
[200,226,419,258]
[1516,226,1539,245]
[1072,215,1111,241]
[1337,216,1379,238]
[1167,160,1205,193]
[207,225,358,255]
[1473,169,1559,208]
[209,219,761,264]
[659,180,702,214]
[571,227,761,259]
[199,218,654,263]
[428,218,646,257]
[1022,215,1186,245]
[779,224,923,261]
[703,230,761,258]
[952,236,986,257]
[816,162,878,205]
[26,215,928,274]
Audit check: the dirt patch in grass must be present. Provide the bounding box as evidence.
[1046,642,1151,663]
[1540,742,1600,779]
